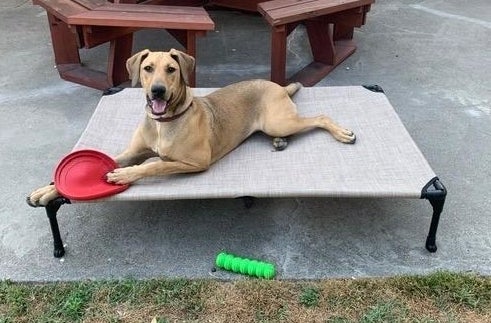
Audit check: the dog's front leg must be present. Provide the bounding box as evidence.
[114,125,159,167]
[106,159,209,185]
[27,184,60,207]
[115,149,157,168]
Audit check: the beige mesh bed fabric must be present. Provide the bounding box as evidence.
[74,86,436,201]
[35,85,446,258]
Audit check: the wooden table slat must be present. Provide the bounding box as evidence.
[72,0,107,10]
[94,3,210,15]
[68,10,215,30]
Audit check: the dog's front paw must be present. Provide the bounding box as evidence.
[27,184,60,207]
[107,167,140,185]
[333,128,356,144]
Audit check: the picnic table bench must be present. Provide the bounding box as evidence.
[34,0,374,89]
[258,0,374,86]
[33,0,213,89]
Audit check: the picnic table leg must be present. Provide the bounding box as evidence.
[46,13,82,71]
[287,18,357,86]
[44,15,120,90]
[306,19,335,65]
[270,25,287,85]
[333,23,355,41]
[186,31,198,87]
[107,33,134,87]
[167,30,200,87]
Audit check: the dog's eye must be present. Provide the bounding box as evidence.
[143,66,153,72]
[167,66,176,73]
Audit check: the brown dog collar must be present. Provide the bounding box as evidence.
[154,103,191,122]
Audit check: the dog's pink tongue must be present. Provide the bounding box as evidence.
[151,100,168,114]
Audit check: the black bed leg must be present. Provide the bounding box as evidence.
[239,196,256,208]
[421,177,447,252]
[45,198,70,258]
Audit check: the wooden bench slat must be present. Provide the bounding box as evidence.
[259,0,368,11]
[260,0,372,23]
[208,0,263,12]
[67,9,215,30]
[140,0,207,5]
[33,0,89,22]
[72,0,106,10]
[259,0,373,26]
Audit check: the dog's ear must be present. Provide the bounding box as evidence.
[169,48,195,86]
[126,49,151,87]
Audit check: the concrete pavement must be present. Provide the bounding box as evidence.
[0,0,490,281]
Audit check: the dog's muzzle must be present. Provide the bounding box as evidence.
[147,84,170,116]
[147,96,168,116]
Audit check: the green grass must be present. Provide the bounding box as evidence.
[360,300,407,323]
[55,284,93,321]
[0,271,489,322]
[391,271,491,311]
[299,286,321,308]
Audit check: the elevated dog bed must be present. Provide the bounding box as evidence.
[36,86,446,258]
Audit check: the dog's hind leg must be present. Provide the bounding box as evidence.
[261,98,356,144]
[284,82,302,97]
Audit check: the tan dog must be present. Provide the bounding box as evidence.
[28,49,355,206]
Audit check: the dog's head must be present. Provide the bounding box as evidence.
[126,49,195,119]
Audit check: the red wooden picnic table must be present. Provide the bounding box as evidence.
[34,0,373,89]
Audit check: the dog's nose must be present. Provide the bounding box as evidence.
[151,84,166,99]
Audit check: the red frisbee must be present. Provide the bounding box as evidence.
[54,149,129,200]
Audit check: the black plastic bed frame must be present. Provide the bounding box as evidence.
[31,176,446,258]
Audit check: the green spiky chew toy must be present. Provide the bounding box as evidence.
[215,252,276,279]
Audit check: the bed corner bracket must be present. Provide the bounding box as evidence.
[45,197,71,258]
[102,87,124,96]
[362,84,384,93]
[421,177,447,253]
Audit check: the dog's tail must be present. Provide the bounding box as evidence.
[284,82,303,97]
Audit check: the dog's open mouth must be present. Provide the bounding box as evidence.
[151,99,168,115]
[147,96,170,116]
